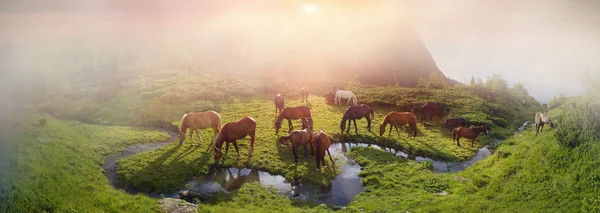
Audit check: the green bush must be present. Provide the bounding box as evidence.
[555,96,600,148]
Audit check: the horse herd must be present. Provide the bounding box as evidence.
[178,87,555,170]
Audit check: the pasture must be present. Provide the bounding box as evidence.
[6,70,597,213]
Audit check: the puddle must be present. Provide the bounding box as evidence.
[104,122,530,205]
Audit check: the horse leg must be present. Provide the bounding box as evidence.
[189,130,195,145]
[366,117,371,131]
[540,124,544,134]
[353,119,358,134]
[288,119,293,133]
[249,131,256,154]
[232,140,240,157]
[292,144,299,163]
[326,149,334,164]
[535,123,539,136]
[471,138,475,147]
[304,143,308,157]
[195,129,203,144]
[346,119,351,134]
[389,125,393,137]
[395,125,400,136]
[456,136,461,147]
[225,141,230,155]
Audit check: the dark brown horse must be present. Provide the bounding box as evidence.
[300,87,309,104]
[275,106,311,134]
[452,125,488,147]
[444,117,467,131]
[340,104,374,135]
[311,130,334,170]
[213,116,256,163]
[422,102,445,121]
[278,129,313,163]
[379,112,417,138]
[535,112,555,136]
[274,93,285,115]
[301,117,313,131]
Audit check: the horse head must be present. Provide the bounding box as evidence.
[212,146,223,163]
[483,126,489,135]
[274,120,282,134]
[379,124,385,136]
[549,119,556,128]
[178,129,186,144]
[301,117,313,131]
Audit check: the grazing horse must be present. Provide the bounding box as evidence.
[275,106,312,134]
[452,125,488,147]
[278,129,314,163]
[311,130,334,170]
[212,116,256,163]
[179,111,221,145]
[535,112,555,136]
[340,104,374,135]
[379,112,417,138]
[444,117,467,131]
[422,102,445,121]
[274,93,285,115]
[334,89,357,106]
[300,87,309,104]
[301,117,314,131]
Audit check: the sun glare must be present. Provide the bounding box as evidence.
[301,4,319,14]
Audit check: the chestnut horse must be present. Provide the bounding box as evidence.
[452,125,488,147]
[444,117,467,131]
[178,111,221,145]
[212,116,256,163]
[340,104,374,135]
[275,106,312,134]
[535,112,555,136]
[379,112,417,138]
[300,87,309,104]
[274,93,285,115]
[422,102,445,121]
[278,129,314,163]
[311,130,334,170]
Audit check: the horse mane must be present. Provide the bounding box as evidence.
[179,113,189,133]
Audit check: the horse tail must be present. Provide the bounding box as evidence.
[452,128,457,142]
[369,107,374,121]
[216,114,222,132]
[278,135,292,145]
[410,119,417,138]
[315,133,323,167]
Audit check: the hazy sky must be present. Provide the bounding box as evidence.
[1,0,599,103]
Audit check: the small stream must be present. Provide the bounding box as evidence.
[104,121,531,206]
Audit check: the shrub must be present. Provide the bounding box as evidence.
[555,96,600,148]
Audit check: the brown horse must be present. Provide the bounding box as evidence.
[278,129,314,163]
[422,102,445,121]
[178,111,221,145]
[535,112,555,136]
[452,125,488,147]
[341,104,374,135]
[311,130,334,170]
[379,112,417,138]
[275,106,312,134]
[300,87,309,104]
[444,117,467,131]
[212,116,256,163]
[301,117,314,131]
[274,93,285,115]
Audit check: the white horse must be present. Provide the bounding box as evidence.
[334,89,357,106]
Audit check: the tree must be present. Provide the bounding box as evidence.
[485,73,508,93]
[470,76,475,86]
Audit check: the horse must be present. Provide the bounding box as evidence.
[275,106,311,134]
[301,117,313,132]
[212,116,256,163]
[300,87,309,104]
[274,93,285,115]
[311,130,334,170]
[340,104,374,135]
[452,125,488,147]
[444,117,467,131]
[535,112,555,136]
[422,102,445,121]
[379,112,417,138]
[541,103,548,110]
[178,111,221,145]
[334,89,357,106]
[278,129,314,163]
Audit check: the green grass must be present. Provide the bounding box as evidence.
[0,114,169,213]
[116,95,497,194]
